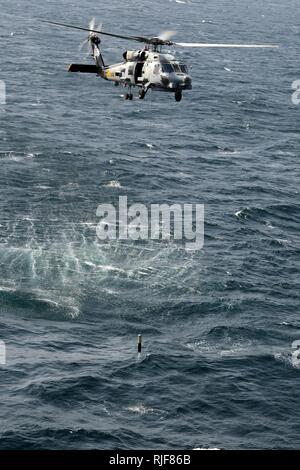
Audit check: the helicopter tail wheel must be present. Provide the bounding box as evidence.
[175,91,182,102]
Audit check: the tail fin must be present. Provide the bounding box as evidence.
[90,35,105,69]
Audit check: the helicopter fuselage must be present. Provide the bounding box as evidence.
[103,50,192,91]
[70,34,192,101]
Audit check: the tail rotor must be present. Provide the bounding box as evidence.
[79,18,102,53]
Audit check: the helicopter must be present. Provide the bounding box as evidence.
[42,19,278,102]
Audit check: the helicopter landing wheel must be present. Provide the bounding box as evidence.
[125,92,133,100]
[175,91,182,102]
[139,89,146,100]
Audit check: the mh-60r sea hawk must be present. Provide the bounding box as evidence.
[43,19,278,102]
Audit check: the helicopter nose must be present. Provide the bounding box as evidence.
[169,74,192,90]
[161,73,192,90]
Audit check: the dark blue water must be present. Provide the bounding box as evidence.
[0,0,300,449]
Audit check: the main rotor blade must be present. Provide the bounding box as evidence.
[175,42,279,48]
[159,30,177,42]
[41,20,149,43]
[79,38,89,52]
[41,20,279,49]
[89,18,95,32]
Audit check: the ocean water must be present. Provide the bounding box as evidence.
[0,0,300,450]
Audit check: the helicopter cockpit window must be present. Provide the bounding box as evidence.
[153,64,161,75]
[162,63,174,74]
[180,64,188,74]
[173,63,181,73]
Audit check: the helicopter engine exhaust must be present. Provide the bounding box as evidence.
[123,50,148,62]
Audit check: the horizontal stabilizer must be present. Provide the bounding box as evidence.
[68,64,100,73]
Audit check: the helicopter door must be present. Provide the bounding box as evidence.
[134,62,144,83]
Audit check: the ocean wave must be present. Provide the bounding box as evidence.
[235,204,300,223]
[0,286,80,319]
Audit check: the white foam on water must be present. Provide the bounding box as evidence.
[0,285,16,293]
[235,209,245,218]
[34,185,51,190]
[0,151,37,162]
[126,405,165,416]
[126,405,155,414]
[83,261,96,268]
[104,180,121,188]
[96,264,126,274]
[274,352,299,369]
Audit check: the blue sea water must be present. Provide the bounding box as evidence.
[0,0,300,450]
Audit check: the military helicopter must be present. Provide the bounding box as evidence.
[42,19,278,102]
